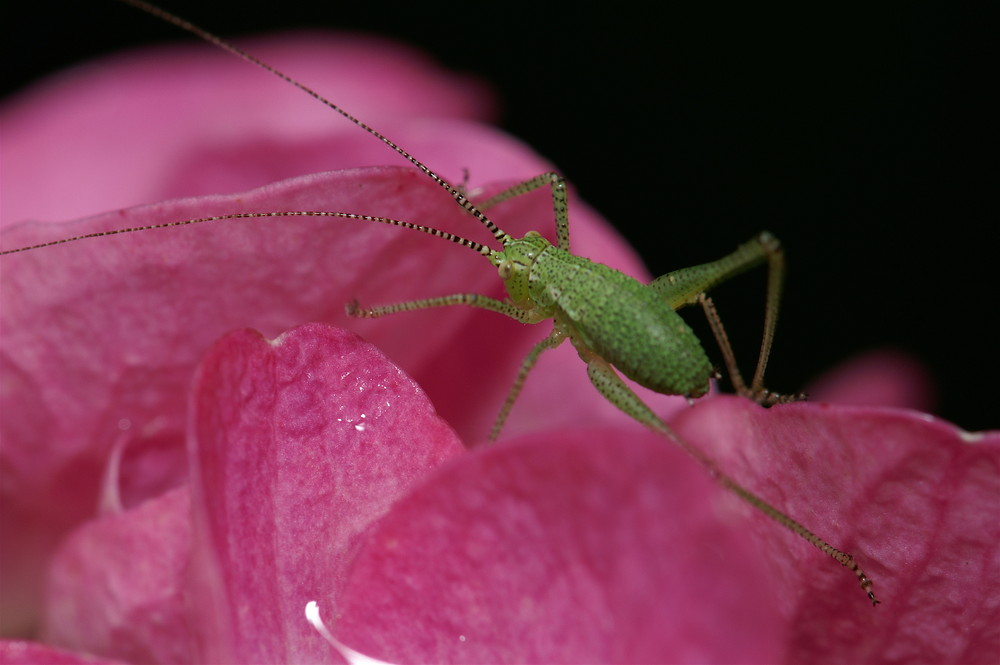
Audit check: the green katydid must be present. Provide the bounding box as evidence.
[1,0,879,606]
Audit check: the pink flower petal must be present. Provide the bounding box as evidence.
[329,398,999,663]
[186,324,465,663]
[42,488,194,664]
[1,34,648,636]
[672,397,1000,663]
[0,164,644,634]
[335,425,785,663]
[1,34,493,225]
[807,348,936,412]
[9,28,984,665]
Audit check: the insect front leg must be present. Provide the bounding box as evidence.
[347,293,539,322]
[649,231,801,404]
[348,293,560,442]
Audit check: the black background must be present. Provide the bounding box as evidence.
[4,1,995,430]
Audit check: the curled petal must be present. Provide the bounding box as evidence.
[187,324,465,663]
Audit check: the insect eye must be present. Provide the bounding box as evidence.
[498,260,513,280]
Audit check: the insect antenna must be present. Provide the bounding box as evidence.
[0,211,494,257]
[115,0,512,244]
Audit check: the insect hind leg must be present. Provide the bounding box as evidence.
[698,294,803,405]
[582,351,878,605]
[649,232,803,405]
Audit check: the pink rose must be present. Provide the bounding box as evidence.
[2,34,997,664]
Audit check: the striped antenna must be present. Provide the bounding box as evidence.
[1,211,493,257]
[116,0,511,244]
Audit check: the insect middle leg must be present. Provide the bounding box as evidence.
[649,231,801,405]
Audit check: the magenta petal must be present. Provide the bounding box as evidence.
[330,398,999,663]
[41,488,193,664]
[2,32,650,635]
[186,323,464,663]
[1,168,645,636]
[334,426,785,664]
[671,397,1000,663]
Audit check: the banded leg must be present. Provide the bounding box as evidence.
[649,232,796,403]
[582,350,879,605]
[490,328,567,441]
[478,173,570,251]
[347,293,543,324]
[699,294,804,405]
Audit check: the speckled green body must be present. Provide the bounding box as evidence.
[498,234,713,398]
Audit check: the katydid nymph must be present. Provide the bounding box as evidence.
[1,0,879,607]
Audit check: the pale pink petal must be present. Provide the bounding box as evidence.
[186,324,465,663]
[0,640,123,664]
[1,35,493,225]
[41,488,193,664]
[807,348,936,412]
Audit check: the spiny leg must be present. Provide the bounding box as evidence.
[649,232,799,404]
[477,173,570,251]
[696,293,749,395]
[699,294,803,405]
[580,348,879,605]
[347,293,540,323]
[489,328,567,442]
[348,292,563,442]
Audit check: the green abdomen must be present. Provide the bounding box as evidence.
[529,248,712,397]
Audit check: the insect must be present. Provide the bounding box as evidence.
[1,0,878,606]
